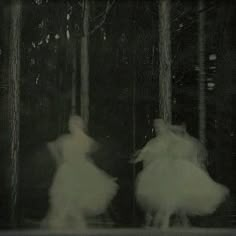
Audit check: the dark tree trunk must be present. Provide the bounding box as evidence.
[198,0,206,145]
[158,0,172,123]
[80,0,90,129]
[71,39,77,115]
[57,1,67,134]
[8,0,22,227]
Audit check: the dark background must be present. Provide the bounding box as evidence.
[0,0,235,229]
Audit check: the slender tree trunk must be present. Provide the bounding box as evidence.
[1,6,10,140]
[8,0,21,227]
[57,1,67,133]
[132,21,137,226]
[71,39,77,115]
[80,0,90,129]
[158,0,172,123]
[198,0,206,145]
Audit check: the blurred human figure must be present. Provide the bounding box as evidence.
[43,115,118,229]
[134,119,229,229]
[133,119,206,168]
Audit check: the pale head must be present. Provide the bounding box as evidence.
[68,115,85,134]
[153,119,168,134]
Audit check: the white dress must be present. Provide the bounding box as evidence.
[134,127,206,169]
[136,158,229,219]
[135,121,228,228]
[45,129,118,229]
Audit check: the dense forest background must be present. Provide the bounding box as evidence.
[0,0,235,229]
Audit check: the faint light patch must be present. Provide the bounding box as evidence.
[55,34,60,40]
[194,65,199,71]
[66,25,70,40]
[209,54,216,61]
[67,13,70,21]
[207,82,215,91]
[207,78,213,82]
[35,74,40,85]
[176,23,184,32]
[34,0,42,5]
[173,98,177,104]
[66,30,70,40]
[45,34,50,43]
[39,20,44,29]
[32,42,36,48]
[30,58,35,66]
[103,32,107,40]
[209,66,216,70]
[38,40,43,46]
[207,82,215,88]
[230,132,234,137]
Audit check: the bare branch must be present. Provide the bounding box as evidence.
[93,9,107,22]
[171,5,216,24]
[78,0,83,8]
[89,0,116,35]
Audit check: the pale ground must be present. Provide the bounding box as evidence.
[2,228,236,236]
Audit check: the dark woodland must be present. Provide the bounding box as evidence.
[0,0,236,232]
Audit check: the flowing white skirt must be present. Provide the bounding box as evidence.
[136,158,229,217]
[45,157,118,229]
[50,158,118,216]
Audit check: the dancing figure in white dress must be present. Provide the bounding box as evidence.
[134,119,229,229]
[43,115,118,229]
